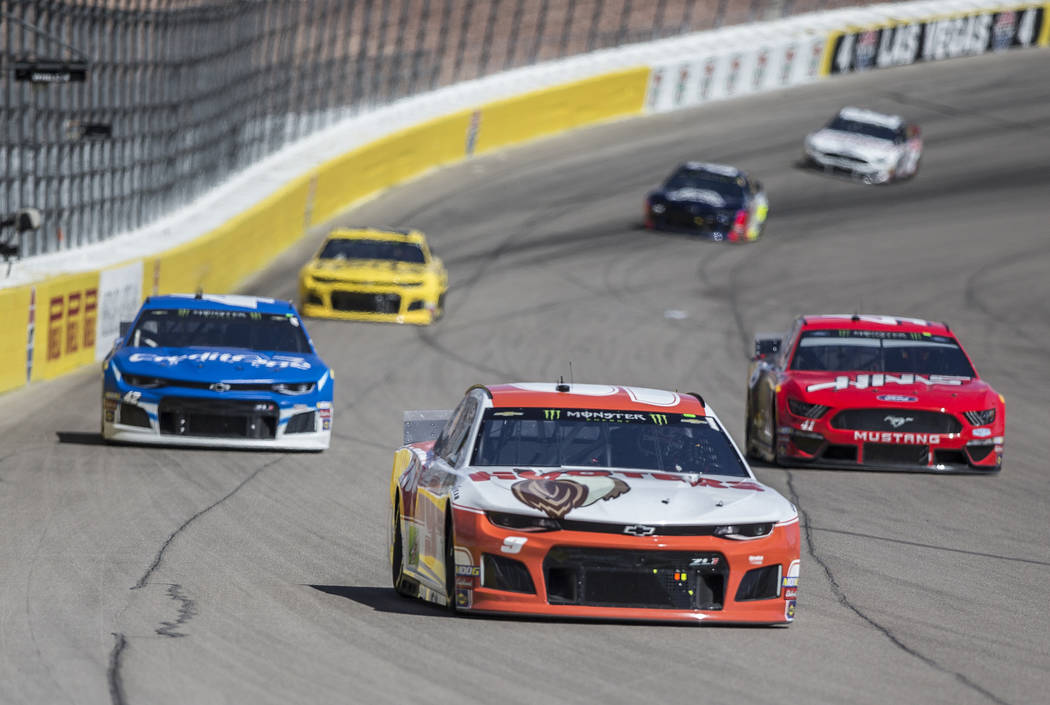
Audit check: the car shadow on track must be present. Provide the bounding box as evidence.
[747,456,998,476]
[308,585,780,627]
[55,431,108,446]
[309,585,451,618]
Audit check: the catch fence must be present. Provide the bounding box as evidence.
[1,0,877,257]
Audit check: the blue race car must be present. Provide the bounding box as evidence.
[101,293,332,450]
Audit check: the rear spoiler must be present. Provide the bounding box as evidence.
[403,409,451,445]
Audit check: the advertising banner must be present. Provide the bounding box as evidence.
[95,260,144,361]
[826,4,1047,75]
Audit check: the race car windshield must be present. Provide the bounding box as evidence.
[826,116,898,142]
[790,330,976,376]
[318,238,426,264]
[471,408,749,476]
[663,170,744,198]
[129,309,311,353]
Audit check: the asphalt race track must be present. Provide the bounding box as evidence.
[1,49,1048,705]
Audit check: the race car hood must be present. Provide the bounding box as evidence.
[111,346,327,384]
[307,258,429,284]
[806,129,897,163]
[459,468,796,525]
[784,371,999,409]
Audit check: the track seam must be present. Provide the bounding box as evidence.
[107,633,127,705]
[785,470,1010,705]
[131,455,285,590]
[109,455,286,704]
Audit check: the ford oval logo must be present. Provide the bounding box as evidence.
[877,394,918,403]
[209,382,231,392]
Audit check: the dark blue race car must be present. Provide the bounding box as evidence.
[645,162,769,242]
[101,294,332,450]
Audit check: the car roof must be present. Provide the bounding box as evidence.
[325,226,426,244]
[837,106,903,129]
[800,314,953,336]
[142,294,295,315]
[481,383,707,414]
[681,161,742,177]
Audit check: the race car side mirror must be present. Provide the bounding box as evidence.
[753,335,781,359]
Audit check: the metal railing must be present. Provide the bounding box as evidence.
[1,0,876,258]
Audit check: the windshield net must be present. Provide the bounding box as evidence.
[826,116,898,141]
[790,330,975,376]
[130,309,311,353]
[471,408,749,476]
[318,238,425,263]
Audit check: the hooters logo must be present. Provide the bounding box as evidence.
[511,476,630,519]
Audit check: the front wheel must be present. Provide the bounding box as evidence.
[744,395,760,461]
[444,512,458,614]
[391,501,415,598]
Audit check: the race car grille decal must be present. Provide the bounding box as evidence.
[543,548,727,610]
[862,443,929,466]
[330,291,401,314]
[831,408,961,433]
[158,397,277,439]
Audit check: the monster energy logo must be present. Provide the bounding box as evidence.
[544,409,561,420]
[650,413,668,425]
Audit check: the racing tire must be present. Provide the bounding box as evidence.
[391,500,416,599]
[770,398,787,467]
[444,511,458,615]
[744,395,760,462]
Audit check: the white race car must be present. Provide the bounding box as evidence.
[802,107,922,184]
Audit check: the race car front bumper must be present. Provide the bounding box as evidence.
[803,150,893,184]
[300,282,442,325]
[101,389,332,451]
[775,406,1003,472]
[447,506,800,624]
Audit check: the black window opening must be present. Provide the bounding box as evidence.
[790,330,976,377]
[471,408,749,477]
[318,238,426,264]
[130,309,311,353]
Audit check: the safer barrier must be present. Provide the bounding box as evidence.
[0,1,1046,395]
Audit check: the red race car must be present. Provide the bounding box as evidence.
[745,314,1004,472]
[390,383,801,624]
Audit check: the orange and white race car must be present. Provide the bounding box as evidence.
[389,383,800,625]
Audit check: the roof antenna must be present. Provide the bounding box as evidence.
[195,287,204,299]
[557,363,573,393]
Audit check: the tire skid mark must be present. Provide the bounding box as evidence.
[884,90,1050,135]
[786,471,1010,705]
[400,203,578,380]
[809,525,1050,567]
[107,632,127,705]
[155,584,197,638]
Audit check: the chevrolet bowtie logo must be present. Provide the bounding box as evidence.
[209,382,232,392]
[623,524,656,536]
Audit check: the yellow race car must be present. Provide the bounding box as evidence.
[299,227,447,325]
